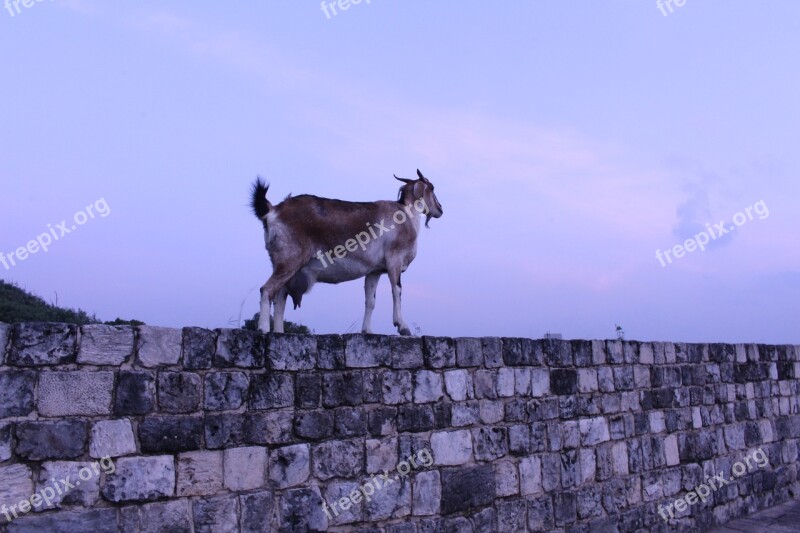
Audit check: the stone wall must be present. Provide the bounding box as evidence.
[0,322,798,532]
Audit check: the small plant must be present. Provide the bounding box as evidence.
[615,324,625,340]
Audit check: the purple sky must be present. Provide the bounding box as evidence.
[1,2,798,343]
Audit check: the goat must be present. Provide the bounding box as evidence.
[250,170,443,335]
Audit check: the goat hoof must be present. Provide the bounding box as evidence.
[399,327,412,336]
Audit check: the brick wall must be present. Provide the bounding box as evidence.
[0,322,798,532]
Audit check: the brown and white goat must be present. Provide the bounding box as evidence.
[250,170,443,335]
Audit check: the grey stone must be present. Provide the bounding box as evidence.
[279,487,328,532]
[472,426,508,461]
[325,481,363,525]
[177,450,224,496]
[520,456,542,495]
[224,446,267,490]
[527,496,554,531]
[114,371,156,416]
[0,464,33,515]
[334,407,367,437]
[204,371,249,411]
[268,334,317,370]
[480,400,504,424]
[296,373,322,408]
[240,491,278,533]
[322,371,363,407]
[140,500,192,533]
[317,334,345,369]
[530,368,550,397]
[391,336,424,369]
[193,496,239,533]
[414,370,444,403]
[139,416,203,453]
[579,416,610,446]
[497,368,515,397]
[313,439,364,480]
[365,475,411,520]
[383,370,413,404]
[431,430,472,465]
[38,371,114,416]
[294,410,334,440]
[37,461,101,509]
[16,421,87,460]
[366,437,398,474]
[497,499,527,533]
[0,323,7,365]
[182,327,216,369]
[0,371,35,418]
[90,419,137,458]
[158,371,202,413]
[137,326,182,367]
[474,370,497,399]
[423,336,456,368]
[215,328,266,368]
[269,443,310,488]
[482,337,503,368]
[250,373,294,409]
[441,465,495,514]
[6,508,117,533]
[9,323,76,366]
[455,337,483,367]
[345,334,391,367]
[413,470,441,516]
[495,460,519,497]
[103,455,175,502]
[444,369,472,401]
[0,423,11,461]
[451,401,480,426]
[77,324,134,365]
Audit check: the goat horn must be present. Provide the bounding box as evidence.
[395,174,414,184]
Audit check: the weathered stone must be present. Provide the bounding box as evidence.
[414,370,444,403]
[551,369,578,395]
[136,326,182,367]
[324,481,363,525]
[5,508,117,533]
[224,446,267,490]
[267,334,317,370]
[413,470,441,516]
[38,371,114,416]
[37,461,101,509]
[664,433,680,466]
[0,464,33,515]
[240,491,277,533]
[182,327,216,369]
[497,368,515,397]
[77,324,134,365]
[0,371,35,418]
[0,323,7,365]
[294,410,334,440]
[313,439,364,480]
[579,416,610,446]
[494,460,519,497]
[177,450,224,496]
[397,404,434,432]
[474,370,497,399]
[16,421,87,460]
[444,369,472,401]
[382,370,413,404]
[322,371,363,407]
[296,373,321,408]
[431,430,472,465]
[472,427,508,461]
[140,500,192,533]
[90,419,137,458]
[279,487,328,532]
[497,499,527,533]
[9,323,76,366]
[530,368,550,397]
[334,407,367,437]
[455,337,483,367]
[193,496,239,533]
[158,371,202,413]
[269,443,310,488]
[366,437,398,474]
[502,337,538,366]
[103,455,175,502]
[204,413,245,449]
[520,456,542,495]
[139,416,203,453]
[528,496,554,531]
[215,329,265,368]
[204,371,248,411]
[553,491,577,526]
[441,465,495,514]
[365,475,411,521]
[391,336,424,369]
[114,371,156,416]
[345,334,391,367]
[0,423,11,462]
[368,406,397,437]
[249,373,294,409]
[423,337,456,368]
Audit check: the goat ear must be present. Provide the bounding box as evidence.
[416,169,429,183]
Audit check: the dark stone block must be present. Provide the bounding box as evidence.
[215,329,266,368]
[744,421,762,447]
[391,336,424,369]
[294,410,334,440]
[505,399,528,423]
[0,370,35,417]
[612,367,635,391]
[203,372,249,411]
[244,412,294,445]
[509,424,531,455]
[482,337,503,368]
[278,487,327,532]
[193,496,238,532]
[16,420,87,460]
[158,371,202,413]
[681,365,707,386]
[316,334,345,369]
[240,491,277,533]
[571,340,593,367]
[397,405,434,433]
[708,343,736,363]
[362,370,382,403]
[651,366,681,388]
[640,388,675,410]
[529,398,559,421]
[249,373,294,409]
[502,338,540,366]
[9,322,77,366]
[5,508,117,533]
[679,431,716,462]
[423,336,456,368]
[472,427,508,461]
[528,496,554,531]
[497,499,527,533]
[544,339,572,366]
[205,413,245,449]
[182,327,216,370]
[368,406,397,437]
[322,371,363,407]
[551,369,578,396]
[471,507,497,532]
[734,362,769,382]
[115,371,156,416]
[334,407,367,437]
[433,402,451,429]
[139,416,203,453]
[295,373,321,408]
[441,465,495,514]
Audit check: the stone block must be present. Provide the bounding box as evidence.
[38,371,114,416]
[139,416,203,453]
[137,326,181,367]
[114,371,156,416]
[158,372,202,413]
[430,430,472,465]
[440,465,494,514]
[9,323,76,366]
[0,371,36,418]
[345,334,391,368]
[77,324,134,365]
[204,372,249,411]
[177,450,224,497]
[455,337,483,367]
[279,487,328,532]
[215,329,265,368]
[16,421,87,460]
[390,336,424,369]
[249,373,294,409]
[192,496,238,533]
[140,500,191,533]
[90,419,137,458]
[267,334,317,370]
[413,470,441,516]
[102,455,175,502]
[269,443,310,488]
[182,327,216,370]
[414,370,443,403]
[366,437,398,474]
[224,446,267,491]
[313,439,364,480]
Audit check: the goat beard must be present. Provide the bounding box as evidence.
[425,214,433,228]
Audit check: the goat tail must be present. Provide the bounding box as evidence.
[250,177,271,220]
